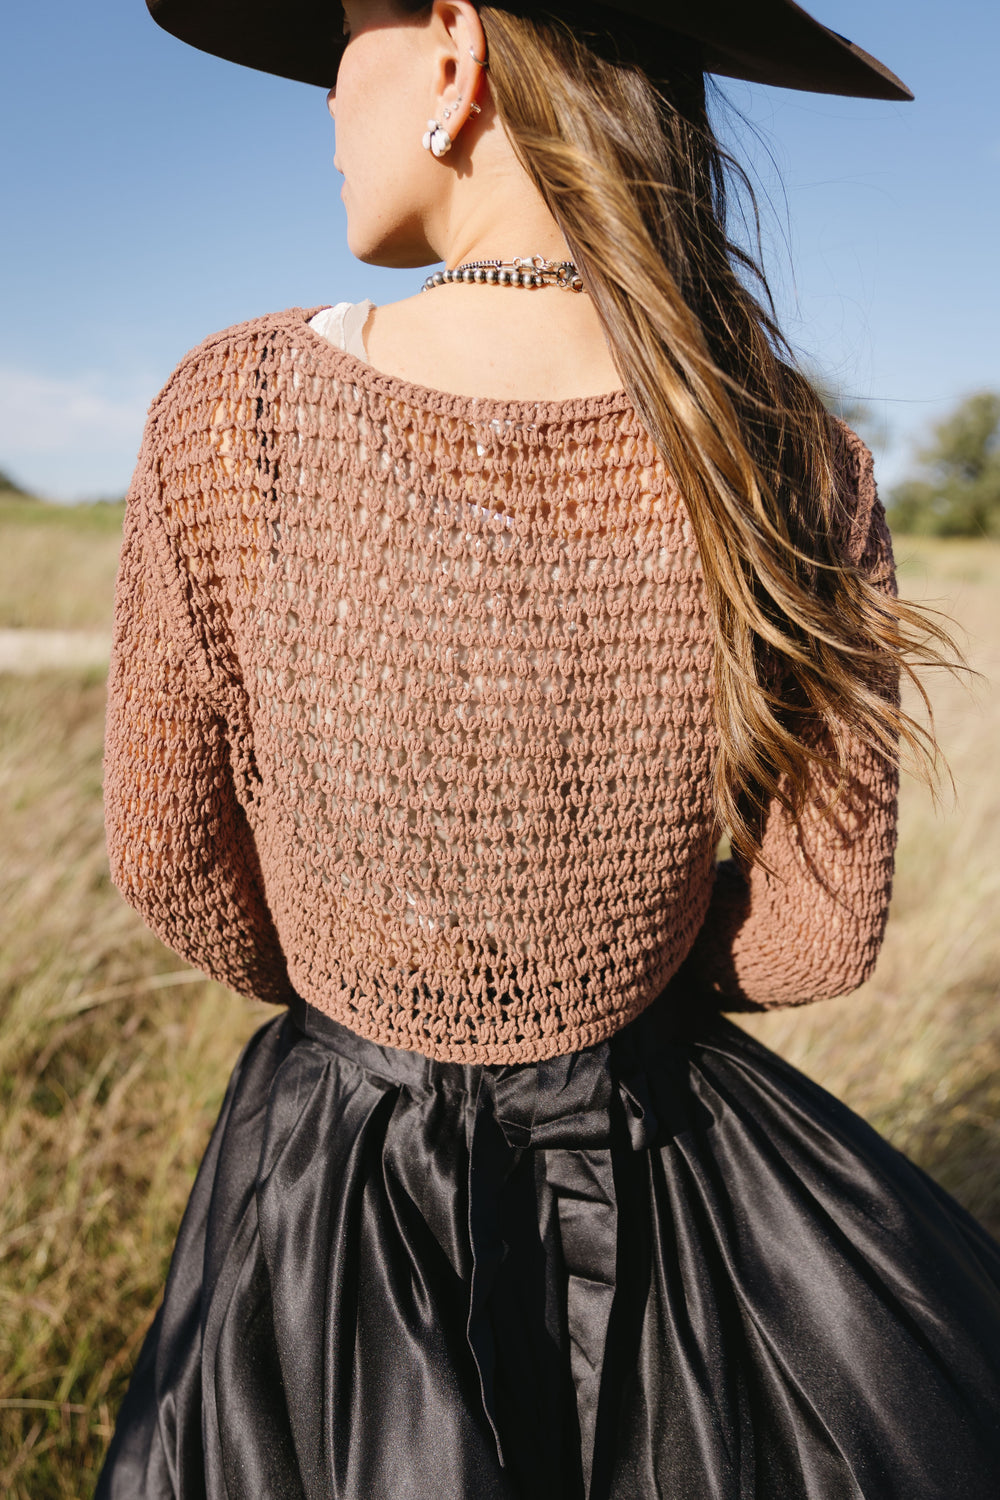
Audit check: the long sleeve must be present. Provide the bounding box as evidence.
[688,425,899,1009]
[102,409,297,1009]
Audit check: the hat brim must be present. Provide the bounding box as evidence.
[145,0,913,101]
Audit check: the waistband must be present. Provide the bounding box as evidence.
[286,968,701,1147]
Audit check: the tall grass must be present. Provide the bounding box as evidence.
[0,669,265,1494]
[0,498,124,630]
[0,520,997,1495]
[741,535,1000,1225]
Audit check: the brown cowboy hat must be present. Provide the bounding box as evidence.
[145,0,913,101]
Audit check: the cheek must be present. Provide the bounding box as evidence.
[333,38,427,196]
[329,44,366,127]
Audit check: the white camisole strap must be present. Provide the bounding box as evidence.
[308,300,375,362]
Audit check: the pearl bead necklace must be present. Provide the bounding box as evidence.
[421,255,585,292]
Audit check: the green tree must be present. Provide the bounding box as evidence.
[887,392,1000,537]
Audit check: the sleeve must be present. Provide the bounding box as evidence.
[687,425,899,1009]
[102,401,297,1009]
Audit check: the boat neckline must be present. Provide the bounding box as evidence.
[294,305,633,426]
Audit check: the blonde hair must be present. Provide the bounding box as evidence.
[406,0,957,864]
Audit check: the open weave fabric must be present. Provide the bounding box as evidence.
[102,306,898,1064]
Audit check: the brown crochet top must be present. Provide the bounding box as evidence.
[103,306,898,1064]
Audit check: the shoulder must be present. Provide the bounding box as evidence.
[129,307,327,541]
[827,416,894,586]
[827,417,880,551]
[144,306,329,428]
[829,415,875,499]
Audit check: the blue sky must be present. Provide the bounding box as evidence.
[1,0,997,500]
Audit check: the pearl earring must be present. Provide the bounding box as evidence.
[422,90,482,156]
[422,118,453,157]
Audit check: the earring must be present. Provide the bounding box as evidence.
[442,97,482,122]
[422,118,452,157]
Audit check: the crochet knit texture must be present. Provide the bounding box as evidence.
[103,307,899,1064]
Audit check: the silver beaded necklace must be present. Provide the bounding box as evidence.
[421,254,585,293]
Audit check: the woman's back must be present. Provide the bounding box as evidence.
[341,285,625,402]
[103,304,713,1062]
[103,304,894,1063]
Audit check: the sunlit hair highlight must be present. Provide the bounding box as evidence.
[398,0,960,866]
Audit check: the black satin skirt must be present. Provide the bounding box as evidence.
[95,977,1000,1499]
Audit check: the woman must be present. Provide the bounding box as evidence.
[96,0,1000,1495]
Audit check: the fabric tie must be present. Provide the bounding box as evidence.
[284,985,679,1497]
[463,1040,661,1490]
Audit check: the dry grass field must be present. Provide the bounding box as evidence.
[1,499,998,1496]
[741,535,1000,1219]
[0,495,125,631]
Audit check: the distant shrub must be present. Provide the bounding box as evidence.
[0,465,32,496]
[887,392,1000,537]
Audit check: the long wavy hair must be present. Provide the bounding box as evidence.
[398,0,957,865]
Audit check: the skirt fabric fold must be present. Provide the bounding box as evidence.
[95,980,1000,1499]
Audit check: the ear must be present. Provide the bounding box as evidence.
[426,0,489,141]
